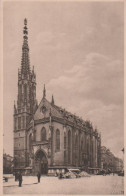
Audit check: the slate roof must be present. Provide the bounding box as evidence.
[33,97,96,131]
[34,97,63,120]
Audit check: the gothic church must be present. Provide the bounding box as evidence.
[14,19,101,175]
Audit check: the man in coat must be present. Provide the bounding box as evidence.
[37,172,41,183]
[15,172,18,181]
[18,172,23,187]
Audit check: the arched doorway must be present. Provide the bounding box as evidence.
[68,130,71,164]
[35,150,48,175]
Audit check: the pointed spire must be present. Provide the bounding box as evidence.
[51,94,54,105]
[21,18,30,74]
[23,18,29,49]
[43,84,46,98]
[14,100,17,114]
[49,108,52,125]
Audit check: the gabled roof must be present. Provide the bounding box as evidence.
[34,97,63,120]
[34,96,96,132]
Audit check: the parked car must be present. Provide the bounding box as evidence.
[3,176,8,182]
[63,171,77,179]
[96,170,106,175]
[68,169,81,178]
[118,171,124,176]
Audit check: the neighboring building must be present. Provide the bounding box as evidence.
[101,146,123,172]
[13,19,101,175]
[114,157,123,172]
[3,153,13,174]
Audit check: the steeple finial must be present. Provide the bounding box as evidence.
[43,84,46,98]
[14,100,17,114]
[23,18,28,35]
[21,18,30,74]
[24,18,27,25]
[51,95,54,105]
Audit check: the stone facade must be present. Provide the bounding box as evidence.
[13,19,37,169]
[26,108,101,175]
[3,154,13,174]
[101,146,123,172]
[13,19,101,175]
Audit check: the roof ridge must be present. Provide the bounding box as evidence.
[35,97,96,131]
[52,103,86,124]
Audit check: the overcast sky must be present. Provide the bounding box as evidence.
[3,1,124,159]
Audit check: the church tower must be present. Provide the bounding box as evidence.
[13,19,37,169]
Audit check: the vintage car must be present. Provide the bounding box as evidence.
[3,176,8,182]
[96,170,106,175]
[118,171,124,176]
[63,169,81,179]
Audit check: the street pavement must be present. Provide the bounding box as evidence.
[3,174,124,195]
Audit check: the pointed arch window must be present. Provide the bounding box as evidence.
[87,142,89,157]
[19,84,22,94]
[75,133,78,166]
[18,117,21,129]
[64,132,66,149]
[29,133,32,152]
[81,140,83,151]
[56,129,60,151]
[75,134,78,147]
[34,130,36,141]
[14,118,17,130]
[24,84,27,99]
[19,85,22,103]
[41,127,46,141]
[26,116,29,126]
[22,116,25,129]
[68,130,71,163]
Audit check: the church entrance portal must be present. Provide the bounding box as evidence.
[35,150,48,175]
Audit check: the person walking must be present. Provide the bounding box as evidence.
[15,172,18,181]
[18,172,23,187]
[59,172,63,179]
[37,172,41,183]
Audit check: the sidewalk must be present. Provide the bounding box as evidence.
[3,175,124,195]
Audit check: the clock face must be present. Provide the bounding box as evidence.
[41,105,47,114]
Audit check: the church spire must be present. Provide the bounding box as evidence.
[21,18,30,75]
[14,100,17,114]
[17,19,37,114]
[43,84,46,98]
[51,95,54,105]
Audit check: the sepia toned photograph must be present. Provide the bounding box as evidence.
[2,0,124,195]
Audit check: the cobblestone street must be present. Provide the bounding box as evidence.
[3,174,124,195]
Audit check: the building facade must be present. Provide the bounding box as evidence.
[101,146,123,172]
[3,153,13,174]
[14,19,101,175]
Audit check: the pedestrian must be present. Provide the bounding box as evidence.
[15,172,18,181]
[18,172,23,187]
[55,171,58,177]
[59,172,63,179]
[37,172,41,183]
[14,172,16,181]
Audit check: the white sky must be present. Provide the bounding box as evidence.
[3,1,124,159]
